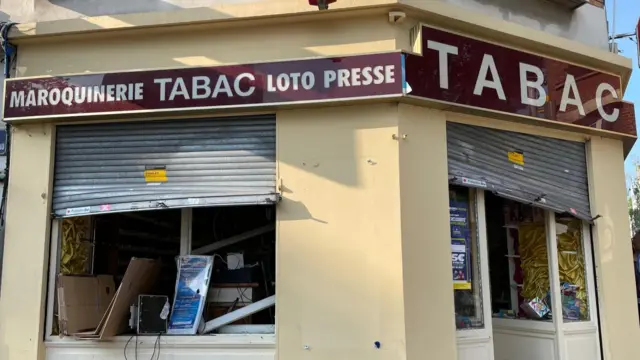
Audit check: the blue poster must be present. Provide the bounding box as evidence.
[450,200,471,290]
[168,255,213,335]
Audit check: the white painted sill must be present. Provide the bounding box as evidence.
[44,334,276,349]
[492,318,555,334]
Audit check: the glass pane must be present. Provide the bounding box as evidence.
[555,215,590,321]
[449,186,484,330]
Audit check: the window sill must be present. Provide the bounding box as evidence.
[562,321,598,334]
[456,330,491,344]
[492,317,555,334]
[45,334,276,349]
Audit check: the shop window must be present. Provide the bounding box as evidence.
[555,215,590,322]
[47,205,276,341]
[450,186,484,330]
[487,193,551,321]
[485,192,593,323]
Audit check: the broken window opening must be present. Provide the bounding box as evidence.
[50,205,276,339]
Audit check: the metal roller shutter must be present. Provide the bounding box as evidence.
[447,122,592,221]
[52,115,277,218]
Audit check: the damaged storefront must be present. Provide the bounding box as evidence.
[0,4,638,360]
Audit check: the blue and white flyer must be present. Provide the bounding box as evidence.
[168,255,214,335]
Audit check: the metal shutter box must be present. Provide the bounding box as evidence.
[447,122,591,221]
[52,115,277,217]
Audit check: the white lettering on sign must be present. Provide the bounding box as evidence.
[192,76,211,99]
[595,82,619,122]
[7,65,398,112]
[427,40,458,90]
[154,73,255,101]
[9,83,145,108]
[473,54,506,101]
[266,71,315,92]
[323,65,395,88]
[235,73,256,97]
[519,63,546,107]
[169,77,190,101]
[419,36,623,123]
[559,74,585,116]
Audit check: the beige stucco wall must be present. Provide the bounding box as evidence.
[398,104,457,360]
[0,123,55,360]
[0,5,638,360]
[587,137,639,360]
[277,104,406,360]
[15,15,398,76]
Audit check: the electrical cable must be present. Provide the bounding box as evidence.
[149,333,160,360]
[124,334,135,360]
[157,333,161,360]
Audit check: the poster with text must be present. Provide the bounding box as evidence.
[168,255,213,335]
[450,199,472,290]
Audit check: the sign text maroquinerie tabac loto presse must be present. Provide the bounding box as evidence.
[8,65,397,108]
[3,52,404,119]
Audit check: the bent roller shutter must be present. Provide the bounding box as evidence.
[447,122,591,221]
[52,115,277,217]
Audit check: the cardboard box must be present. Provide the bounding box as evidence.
[58,275,115,335]
[75,258,161,340]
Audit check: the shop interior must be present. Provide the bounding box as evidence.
[52,204,276,339]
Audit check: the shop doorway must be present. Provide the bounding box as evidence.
[451,188,602,360]
[485,192,600,360]
[446,121,601,360]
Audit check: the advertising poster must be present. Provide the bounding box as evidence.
[168,255,213,335]
[450,199,472,290]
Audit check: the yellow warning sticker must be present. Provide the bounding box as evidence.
[144,169,167,183]
[454,282,472,290]
[507,151,524,166]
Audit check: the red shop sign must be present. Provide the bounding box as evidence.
[2,52,404,120]
[404,24,636,138]
[3,26,636,138]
